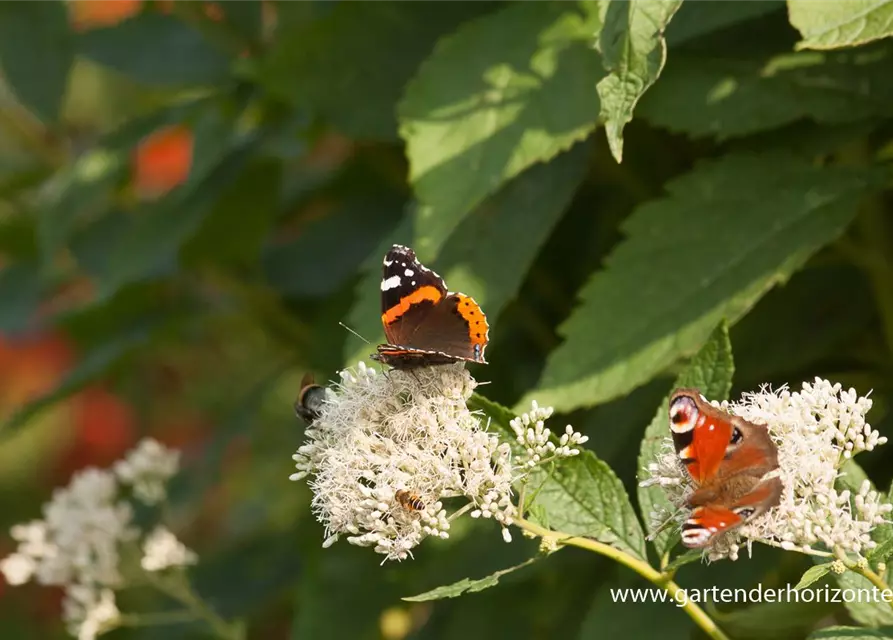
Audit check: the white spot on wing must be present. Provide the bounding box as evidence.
[404,269,414,277]
[381,275,401,291]
[383,259,393,266]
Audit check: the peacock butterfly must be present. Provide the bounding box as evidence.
[669,388,783,548]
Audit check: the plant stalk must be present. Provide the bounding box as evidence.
[512,517,730,640]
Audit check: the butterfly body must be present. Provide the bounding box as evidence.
[295,373,326,425]
[373,245,489,369]
[669,388,782,548]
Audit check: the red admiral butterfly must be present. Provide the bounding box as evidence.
[371,244,489,369]
[295,373,326,424]
[669,389,783,547]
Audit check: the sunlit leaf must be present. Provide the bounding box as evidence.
[597,0,682,162]
[788,0,893,50]
[638,44,893,140]
[399,1,603,260]
[519,153,883,413]
[794,563,833,590]
[259,2,495,140]
[402,557,538,602]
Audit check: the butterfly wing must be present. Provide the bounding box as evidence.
[380,245,448,347]
[682,477,783,548]
[378,245,489,362]
[669,389,733,485]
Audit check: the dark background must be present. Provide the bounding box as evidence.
[0,1,891,638]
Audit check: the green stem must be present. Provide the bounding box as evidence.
[119,610,201,627]
[513,518,730,640]
[835,548,893,611]
[145,572,245,640]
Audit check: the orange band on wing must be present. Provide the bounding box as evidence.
[382,286,443,325]
[454,294,489,352]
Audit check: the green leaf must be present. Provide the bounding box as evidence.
[810,627,893,640]
[836,568,893,627]
[217,0,264,48]
[182,158,282,268]
[467,394,519,441]
[264,194,404,299]
[0,1,73,123]
[471,392,647,560]
[662,548,703,573]
[519,152,882,413]
[0,262,43,334]
[794,563,833,589]
[0,213,39,261]
[638,45,893,140]
[637,321,734,557]
[531,451,648,561]
[471,389,647,561]
[870,537,893,564]
[837,458,872,494]
[665,1,784,46]
[78,13,230,86]
[37,148,128,264]
[258,2,495,140]
[98,143,251,297]
[713,598,837,640]
[788,0,893,50]
[402,557,538,602]
[343,144,588,366]
[399,1,604,261]
[596,0,682,162]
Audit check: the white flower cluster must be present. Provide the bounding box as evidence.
[510,401,588,467]
[141,526,198,572]
[0,439,195,640]
[643,379,892,561]
[291,362,516,561]
[114,437,180,504]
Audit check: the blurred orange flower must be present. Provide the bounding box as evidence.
[132,125,194,198]
[0,334,72,407]
[50,386,137,485]
[71,0,227,30]
[69,0,143,31]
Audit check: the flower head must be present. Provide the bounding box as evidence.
[291,362,513,561]
[141,526,198,572]
[642,379,891,561]
[0,438,191,640]
[64,586,120,640]
[291,362,585,561]
[114,437,180,504]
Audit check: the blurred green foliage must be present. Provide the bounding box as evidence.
[0,1,892,639]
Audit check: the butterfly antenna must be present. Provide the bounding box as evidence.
[338,322,372,345]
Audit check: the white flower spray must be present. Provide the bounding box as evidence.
[0,438,238,640]
[641,379,892,562]
[290,362,586,561]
